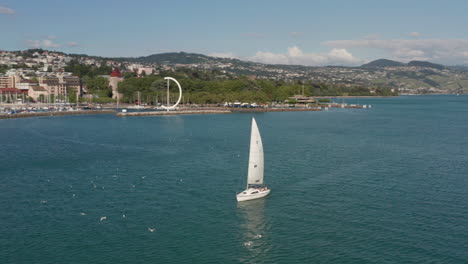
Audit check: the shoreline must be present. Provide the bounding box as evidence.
[117,109,231,117]
[0,110,116,120]
[0,103,371,120]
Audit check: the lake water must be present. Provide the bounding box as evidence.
[1,95,467,263]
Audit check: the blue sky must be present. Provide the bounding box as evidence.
[1,0,468,65]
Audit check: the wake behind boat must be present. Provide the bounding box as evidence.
[236,117,271,202]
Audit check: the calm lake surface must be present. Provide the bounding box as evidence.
[1,95,467,263]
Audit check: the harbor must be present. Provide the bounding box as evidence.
[0,102,372,119]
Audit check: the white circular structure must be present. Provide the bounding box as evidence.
[161,77,182,111]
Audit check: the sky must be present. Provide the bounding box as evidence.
[1,0,468,66]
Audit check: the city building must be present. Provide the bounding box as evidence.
[16,79,38,92]
[38,73,81,97]
[0,88,24,103]
[137,67,154,76]
[0,75,17,88]
[28,86,48,101]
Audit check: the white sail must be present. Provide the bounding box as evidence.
[247,118,264,185]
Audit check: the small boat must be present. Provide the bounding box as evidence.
[236,117,271,202]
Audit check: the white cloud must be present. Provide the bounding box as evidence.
[393,48,427,61]
[26,38,61,49]
[66,41,79,47]
[250,46,362,66]
[47,35,57,40]
[409,32,421,38]
[0,6,14,14]
[323,38,468,64]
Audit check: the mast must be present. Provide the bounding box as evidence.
[166,78,170,112]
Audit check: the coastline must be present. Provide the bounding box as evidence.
[0,103,371,119]
[0,110,116,120]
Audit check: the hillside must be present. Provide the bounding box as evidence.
[361,59,445,70]
[361,59,404,68]
[3,49,468,94]
[407,61,445,70]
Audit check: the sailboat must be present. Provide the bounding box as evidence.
[236,117,271,202]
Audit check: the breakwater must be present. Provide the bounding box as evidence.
[230,107,322,112]
[117,109,231,117]
[0,110,116,119]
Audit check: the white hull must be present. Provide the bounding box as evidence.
[236,188,271,202]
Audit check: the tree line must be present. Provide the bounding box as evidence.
[64,65,397,104]
[116,70,397,104]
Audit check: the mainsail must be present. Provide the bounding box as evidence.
[247,118,264,185]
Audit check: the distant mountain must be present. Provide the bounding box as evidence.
[407,61,445,70]
[119,52,248,65]
[450,65,468,72]
[361,59,446,70]
[361,59,404,68]
[129,52,214,64]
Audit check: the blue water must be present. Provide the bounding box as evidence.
[1,95,467,263]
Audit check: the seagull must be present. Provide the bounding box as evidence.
[80,212,86,216]
[148,228,156,232]
[122,214,126,218]
[244,241,253,247]
[254,234,262,239]
[100,216,107,221]
[72,194,75,197]
[40,200,47,204]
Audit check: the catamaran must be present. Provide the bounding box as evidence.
[236,117,271,202]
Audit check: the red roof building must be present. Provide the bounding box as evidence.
[110,68,122,77]
[0,88,23,94]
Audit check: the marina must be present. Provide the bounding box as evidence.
[0,102,370,119]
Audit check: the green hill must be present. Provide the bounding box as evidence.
[361,59,404,68]
[407,61,445,70]
[121,52,245,65]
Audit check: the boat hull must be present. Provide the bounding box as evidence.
[236,188,271,202]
